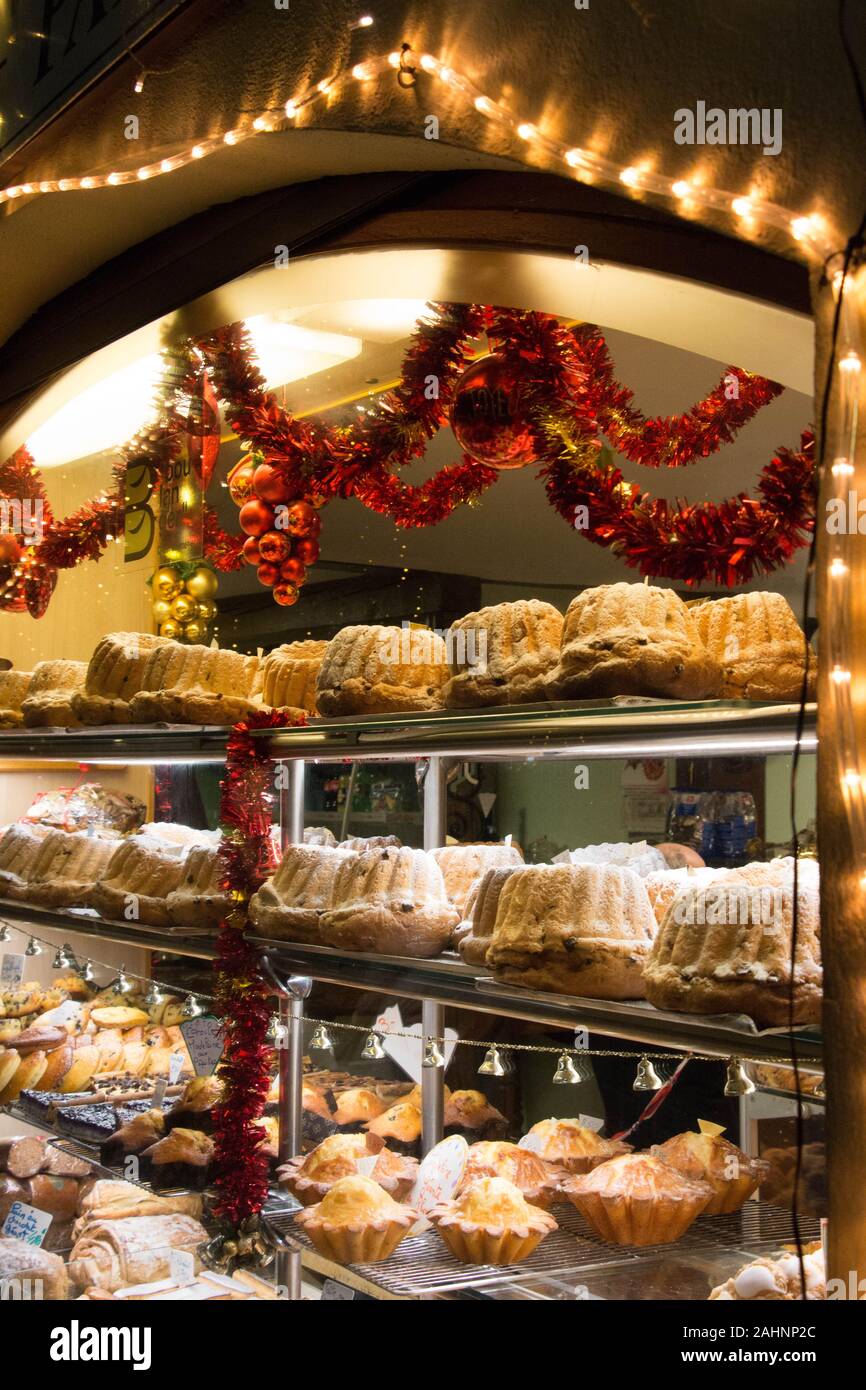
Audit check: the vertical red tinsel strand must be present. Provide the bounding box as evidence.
[211,709,306,1227]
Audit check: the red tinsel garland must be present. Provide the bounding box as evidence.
[211,708,306,1227]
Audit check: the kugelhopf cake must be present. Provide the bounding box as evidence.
[72,632,171,725]
[128,641,266,725]
[643,867,728,925]
[165,847,232,929]
[24,830,119,908]
[486,863,657,999]
[320,846,459,957]
[139,822,219,855]
[546,583,720,701]
[454,865,531,965]
[316,624,449,716]
[0,823,52,898]
[248,845,356,943]
[262,640,328,715]
[431,842,525,915]
[91,840,188,928]
[443,600,563,707]
[644,869,822,1026]
[689,592,816,701]
[0,671,32,727]
[21,660,87,727]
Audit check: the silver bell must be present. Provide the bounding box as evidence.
[724,1057,756,1096]
[552,1052,581,1085]
[478,1044,507,1078]
[633,1056,663,1091]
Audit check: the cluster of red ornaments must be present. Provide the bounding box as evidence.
[227,454,322,606]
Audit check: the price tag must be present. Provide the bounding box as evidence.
[321,1279,356,1301]
[169,1248,196,1287]
[2,1201,53,1247]
[153,1078,168,1107]
[168,1050,186,1084]
[180,1015,223,1076]
[578,1114,605,1133]
[0,953,25,987]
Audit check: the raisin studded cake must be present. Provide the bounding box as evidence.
[0,670,33,727]
[72,632,171,725]
[21,660,87,727]
[688,591,816,701]
[545,582,720,701]
[485,862,657,999]
[443,599,564,707]
[127,641,267,725]
[316,624,449,716]
[431,842,525,915]
[91,839,188,928]
[261,640,328,715]
[454,864,531,964]
[24,829,119,909]
[165,846,233,930]
[320,846,459,957]
[248,845,357,943]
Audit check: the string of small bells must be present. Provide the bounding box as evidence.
[151,562,219,642]
[228,452,322,607]
[301,1018,814,1099]
[0,921,210,1020]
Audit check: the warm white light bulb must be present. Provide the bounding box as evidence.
[388,52,401,68]
[839,350,862,375]
[191,144,205,158]
[564,148,585,167]
[517,122,538,141]
[474,95,495,115]
[830,557,849,578]
[832,457,855,476]
[843,769,862,790]
[224,130,238,144]
[620,167,640,187]
[419,54,438,73]
[671,180,692,199]
[732,197,753,218]
[284,101,298,118]
[831,665,852,684]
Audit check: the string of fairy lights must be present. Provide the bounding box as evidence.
[0,917,824,1096]
[0,15,833,261]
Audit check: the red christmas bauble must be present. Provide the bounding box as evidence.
[242,536,262,565]
[239,499,275,536]
[253,462,292,505]
[258,530,291,564]
[284,501,321,539]
[273,581,299,606]
[280,556,306,585]
[257,562,280,587]
[0,534,21,565]
[293,537,319,565]
[228,455,258,506]
[449,353,536,468]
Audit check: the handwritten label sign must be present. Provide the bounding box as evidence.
[372,1005,457,1084]
[168,1051,186,1085]
[2,1201,52,1247]
[0,954,24,987]
[180,1015,223,1076]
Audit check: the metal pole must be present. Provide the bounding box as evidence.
[421,756,449,1152]
[279,759,305,851]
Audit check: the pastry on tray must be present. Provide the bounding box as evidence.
[166,846,233,930]
[709,1242,826,1300]
[100,1109,166,1166]
[443,599,564,707]
[459,1142,563,1209]
[21,659,87,727]
[316,623,449,716]
[71,632,171,725]
[261,640,328,715]
[562,1153,712,1245]
[444,1090,509,1143]
[127,640,266,726]
[0,670,32,727]
[0,1236,69,1299]
[332,1086,390,1130]
[294,1174,419,1263]
[431,842,525,916]
[364,1100,422,1157]
[74,1178,203,1227]
[279,1133,418,1206]
[653,1128,772,1214]
[138,1128,214,1190]
[429,1176,558,1266]
[164,1075,223,1134]
[68,1213,208,1292]
[545,582,720,701]
[20,829,118,909]
[455,865,530,964]
[91,839,187,929]
[486,862,656,999]
[521,1118,630,1174]
[0,824,52,899]
[319,846,459,958]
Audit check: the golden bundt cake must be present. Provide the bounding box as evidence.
[320,846,459,957]
[644,870,822,1026]
[262,641,328,715]
[25,830,119,908]
[248,845,356,943]
[443,600,563,707]
[431,842,525,915]
[72,632,171,725]
[128,641,266,725]
[486,862,657,999]
[454,865,531,964]
[0,670,33,727]
[165,847,233,930]
[21,661,87,727]
[545,582,720,701]
[688,592,816,701]
[316,625,449,716]
[0,823,53,898]
[91,840,188,928]
[643,867,730,926]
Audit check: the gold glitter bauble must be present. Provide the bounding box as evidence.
[183,619,205,643]
[170,592,198,623]
[159,619,182,639]
[186,565,218,601]
[152,566,180,600]
[152,598,172,623]
[196,599,217,621]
